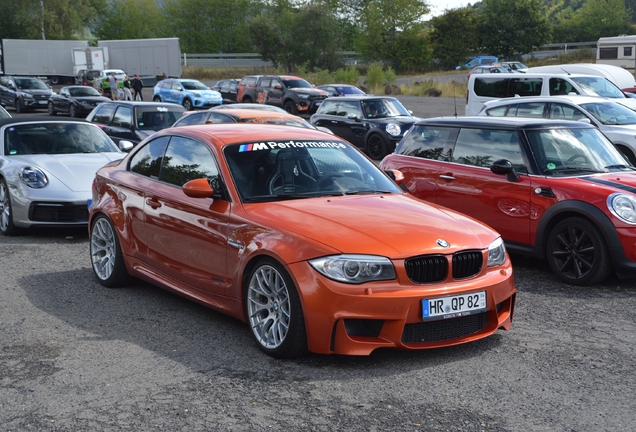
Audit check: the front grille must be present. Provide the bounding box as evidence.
[309,95,327,101]
[402,312,488,343]
[405,255,448,283]
[452,251,483,279]
[30,202,88,223]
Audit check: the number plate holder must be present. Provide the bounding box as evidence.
[421,291,486,321]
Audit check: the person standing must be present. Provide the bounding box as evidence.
[123,76,133,100]
[108,73,119,100]
[132,75,144,100]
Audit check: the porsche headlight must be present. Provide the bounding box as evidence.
[386,123,401,137]
[608,193,636,224]
[487,237,506,267]
[309,255,396,283]
[19,166,49,188]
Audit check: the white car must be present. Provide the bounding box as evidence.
[478,95,636,165]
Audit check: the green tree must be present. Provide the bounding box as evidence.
[430,7,480,70]
[93,0,164,40]
[570,0,632,41]
[478,0,552,59]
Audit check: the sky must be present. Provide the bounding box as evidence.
[424,0,472,19]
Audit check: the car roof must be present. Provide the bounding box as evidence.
[0,116,88,127]
[483,95,620,107]
[322,95,397,102]
[98,101,185,108]
[415,116,596,130]
[165,123,337,148]
[196,108,302,119]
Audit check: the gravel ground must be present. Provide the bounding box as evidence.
[1,92,635,431]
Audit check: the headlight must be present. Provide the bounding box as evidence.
[386,123,402,137]
[19,166,48,188]
[18,92,35,100]
[487,237,506,267]
[608,193,636,224]
[309,254,396,284]
[297,94,310,99]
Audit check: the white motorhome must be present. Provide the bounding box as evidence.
[597,35,636,71]
[528,63,636,90]
[466,72,636,115]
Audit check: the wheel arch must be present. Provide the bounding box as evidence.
[614,144,636,165]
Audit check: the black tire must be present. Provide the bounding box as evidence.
[0,178,20,236]
[183,98,192,111]
[90,214,130,288]
[47,101,56,116]
[284,100,298,115]
[50,76,60,85]
[15,98,23,113]
[546,217,611,286]
[245,258,307,358]
[366,133,388,160]
[153,96,162,102]
[242,96,253,103]
[69,104,78,118]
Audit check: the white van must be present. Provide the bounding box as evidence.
[466,72,636,115]
[527,63,636,90]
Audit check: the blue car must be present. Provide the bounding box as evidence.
[151,78,222,110]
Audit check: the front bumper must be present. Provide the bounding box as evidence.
[287,258,516,355]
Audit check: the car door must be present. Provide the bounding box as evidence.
[169,81,185,104]
[435,127,534,245]
[312,100,366,147]
[102,105,135,145]
[143,135,230,295]
[57,88,71,113]
[265,78,285,106]
[0,77,12,106]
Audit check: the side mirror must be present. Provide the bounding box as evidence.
[347,112,359,121]
[274,84,282,90]
[119,140,134,152]
[385,169,404,183]
[490,159,520,182]
[183,178,215,198]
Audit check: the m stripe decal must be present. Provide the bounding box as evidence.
[580,176,636,194]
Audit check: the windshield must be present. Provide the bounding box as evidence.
[15,79,48,90]
[361,99,411,119]
[223,140,401,202]
[4,123,119,155]
[136,107,184,130]
[571,77,626,99]
[579,101,636,125]
[182,81,209,91]
[337,86,365,95]
[282,79,313,89]
[69,87,102,97]
[526,127,632,175]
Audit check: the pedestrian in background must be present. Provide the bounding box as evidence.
[132,75,144,100]
[108,73,119,100]
[123,76,133,100]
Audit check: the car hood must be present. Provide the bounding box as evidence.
[74,96,110,103]
[291,88,329,96]
[612,98,636,111]
[13,153,124,192]
[369,116,421,126]
[571,172,636,193]
[19,89,52,96]
[189,90,222,98]
[243,194,497,258]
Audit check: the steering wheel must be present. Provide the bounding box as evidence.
[316,172,345,190]
[567,154,589,164]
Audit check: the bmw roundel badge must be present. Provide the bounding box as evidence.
[437,239,450,248]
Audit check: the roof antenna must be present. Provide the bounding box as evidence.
[453,82,458,117]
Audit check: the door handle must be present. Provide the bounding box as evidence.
[331,120,338,124]
[439,174,456,181]
[146,198,161,209]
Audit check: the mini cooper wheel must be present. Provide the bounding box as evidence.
[48,101,57,116]
[245,259,307,358]
[182,98,192,111]
[0,178,20,236]
[367,134,388,160]
[284,100,298,115]
[90,215,129,287]
[546,217,611,286]
[69,104,78,118]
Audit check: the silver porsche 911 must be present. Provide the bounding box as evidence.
[0,117,130,235]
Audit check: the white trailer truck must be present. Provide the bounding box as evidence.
[97,38,182,79]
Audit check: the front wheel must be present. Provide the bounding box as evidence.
[245,258,307,358]
[47,101,56,116]
[546,217,611,286]
[153,96,162,102]
[90,215,130,287]
[0,178,20,236]
[284,100,298,115]
[366,134,388,160]
[15,99,23,113]
[182,98,192,111]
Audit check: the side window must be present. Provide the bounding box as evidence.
[549,78,577,96]
[548,103,586,120]
[206,113,234,124]
[317,100,339,115]
[339,101,363,117]
[219,81,230,92]
[160,136,219,187]
[112,106,132,128]
[484,106,508,116]
[511,102,546,118]
[171,81,182,91]
[260,79,272,88]
[397,126,457,161]
[452,128,527,173]
[175,112,207,126]
[229,81,238,91]
[509,78,543,97]
[129,136,170,179]
[91,104,116,124]
[474,78,510,98]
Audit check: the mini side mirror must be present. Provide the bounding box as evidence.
[490,159,520,182]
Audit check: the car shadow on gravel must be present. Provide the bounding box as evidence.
[18,268,507,376]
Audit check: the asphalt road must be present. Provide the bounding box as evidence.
[1,93,635,431]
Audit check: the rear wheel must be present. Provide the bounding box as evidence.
[284,100,298,115]
[183,98,192,111]
[245,258,307,358]
[90,215,130,287]
[366,134,388,160]
[50,76,60,85]
[47,101,56,116]
[0,178,20,236]
[546,217,611,286]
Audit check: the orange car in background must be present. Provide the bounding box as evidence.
[171,108,319,129]
[88,124,516,358]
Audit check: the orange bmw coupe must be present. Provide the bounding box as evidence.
[88,124,516,358]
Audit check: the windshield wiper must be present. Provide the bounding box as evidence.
[604,164,636,170]
[544,167,605,174]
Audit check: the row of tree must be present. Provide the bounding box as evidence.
[1,0,634,73]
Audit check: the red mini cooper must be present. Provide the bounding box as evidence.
[381,116,636,286]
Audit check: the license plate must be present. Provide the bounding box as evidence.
[39,100,47,104]
[421,291,486,321]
